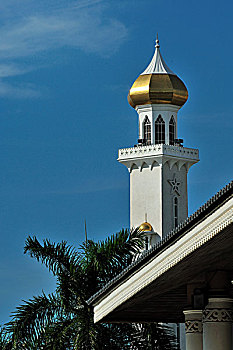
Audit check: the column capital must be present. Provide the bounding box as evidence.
[184,310,203,334]
[183,310,203,350]
[203,298,233,323]
[203,297,233,350]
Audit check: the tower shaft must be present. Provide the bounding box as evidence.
[118,143,199,238]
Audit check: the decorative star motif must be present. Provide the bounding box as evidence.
[168,176,181,195]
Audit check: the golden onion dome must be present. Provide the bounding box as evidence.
[128,37,188,109]
[139,222,153,232]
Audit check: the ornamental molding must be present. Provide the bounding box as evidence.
[118,144,199,173]
[93,197,233,323]
[185,320,203,333]
[203,309,233,323]
[118,144,199,161]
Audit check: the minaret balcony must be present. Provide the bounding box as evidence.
[118,144,199,172]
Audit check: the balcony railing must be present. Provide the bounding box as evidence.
[118,144,199,161]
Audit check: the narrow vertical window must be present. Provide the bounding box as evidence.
[155,115,165,144]
[143,116,151,145]
[145,236,149,250]
[169,116,176,145]
[174,197,178,228]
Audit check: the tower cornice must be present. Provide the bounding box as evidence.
[118,144,199,173]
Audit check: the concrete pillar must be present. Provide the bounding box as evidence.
[183,310,203,350]
[203,298,233,350]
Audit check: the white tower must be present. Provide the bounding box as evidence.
[118,37,199,247]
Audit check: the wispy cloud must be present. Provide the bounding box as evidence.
[0,81,41,98]
[0,8,127,58]
[0,0,128,98]
[0,63,34,78]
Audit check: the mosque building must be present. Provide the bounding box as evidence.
[88,38,233,350]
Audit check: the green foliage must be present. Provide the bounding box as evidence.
[4,228,178,349]
[0,326,12,350]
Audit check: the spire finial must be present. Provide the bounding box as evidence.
[155,33,160,48]
[145,213,147,222]
[84,219,88,244]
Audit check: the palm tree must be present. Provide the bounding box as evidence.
[5,229,178,349]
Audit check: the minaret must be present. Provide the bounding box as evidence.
[118,36,199,247]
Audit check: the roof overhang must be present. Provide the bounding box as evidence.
[89,185,233,324]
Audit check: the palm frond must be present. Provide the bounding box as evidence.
[43,317,78,350]
[0,326,12,350]
[56,268,87,311]
[130,323,178,350]
[24,236,80,276]
[82,228,144,286]
[6,292,64,346]
[97,227,144,258]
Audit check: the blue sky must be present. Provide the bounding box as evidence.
[0,0,233,324]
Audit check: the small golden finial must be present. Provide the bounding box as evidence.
[155,33,160,48]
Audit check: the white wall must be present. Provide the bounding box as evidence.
[130,162,162,235]
[130,160,188,238]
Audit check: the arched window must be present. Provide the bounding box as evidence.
[143,116,151,145]
[155,115,165,144]
[174,196,178,228]
[169,116,176,145]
